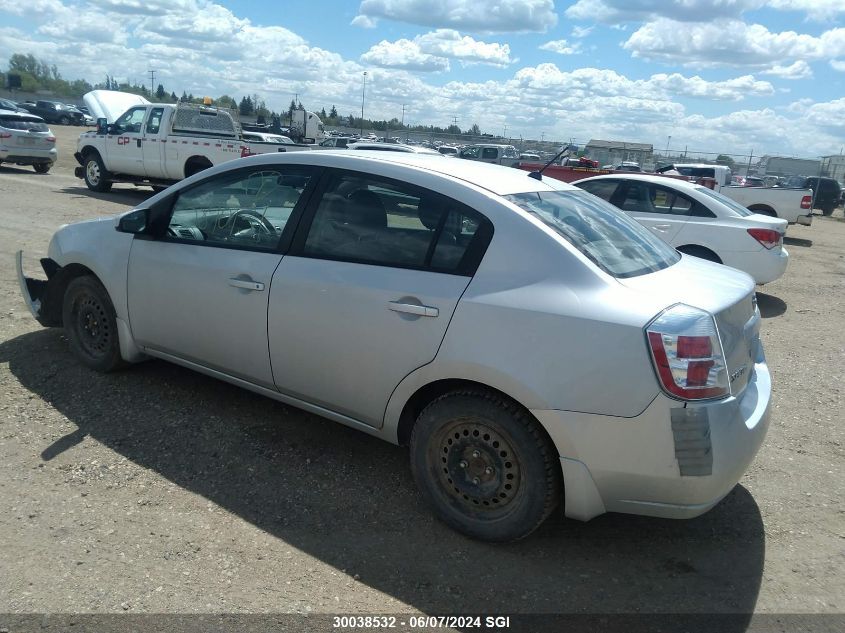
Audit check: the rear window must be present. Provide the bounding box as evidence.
[506,190,680,278]
[694,186,753,217]
[0,116,49,132]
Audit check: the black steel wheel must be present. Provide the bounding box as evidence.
[410,390,561,542]
[62,276,125,372]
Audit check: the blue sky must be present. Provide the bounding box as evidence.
[2,0,844,157]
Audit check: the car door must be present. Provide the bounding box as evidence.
[268,170,493,427]
[610,181,690,244]
[127,164,320,388]
[105,106,148,175]
[141,107,165,179]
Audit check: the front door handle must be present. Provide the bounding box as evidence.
[228,277,265,291]
[653,224,671,231]
[388,301,439,317]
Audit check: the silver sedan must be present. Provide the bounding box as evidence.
[17,151,771,541]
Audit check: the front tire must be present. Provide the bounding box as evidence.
[410,391,561,542]
[62,276,125,372]
[83,153,112,192]
[59,115,71,125]
[33,162,51,174]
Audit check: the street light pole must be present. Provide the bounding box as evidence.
[360,71,367,136]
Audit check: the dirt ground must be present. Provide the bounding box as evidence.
[0,125,843,631]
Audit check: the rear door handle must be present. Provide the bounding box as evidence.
[388,301,439,317]
[228,277,265,291]
[653,224,672,231]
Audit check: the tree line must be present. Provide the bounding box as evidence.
[2,53,484,135]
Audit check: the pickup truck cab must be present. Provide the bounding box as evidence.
[74,99,302,193]
[459,144,520,167]
[22,100,85,126]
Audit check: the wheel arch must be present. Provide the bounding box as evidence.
[747,204,776,217]
[79,145,101,160]
[676,244,722,264]
[184,155,213,178]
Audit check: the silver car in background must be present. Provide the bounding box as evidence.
[17,152,771,541]
[0,111,57,173]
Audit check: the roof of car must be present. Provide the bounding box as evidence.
[0,111,45,120]
[572,173,700,190]
[238,150,578,196]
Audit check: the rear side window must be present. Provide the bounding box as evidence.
[506,190,680,278]
[300,173,492,274]
[0,116,49,132]
[146,108,164,135]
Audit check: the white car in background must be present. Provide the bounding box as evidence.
[242,131,297,145]
[574,174,789,285]
[347,142,442,155]
[0,111,57,173]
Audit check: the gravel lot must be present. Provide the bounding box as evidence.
[1,125,843,630]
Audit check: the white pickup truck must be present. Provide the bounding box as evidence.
[74,93,309,193]
[665,163,814,226]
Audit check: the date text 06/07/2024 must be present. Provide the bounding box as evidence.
[332,615,511,629]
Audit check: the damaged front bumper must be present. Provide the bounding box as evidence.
[15,251,62,327]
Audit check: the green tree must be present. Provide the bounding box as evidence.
[170,91,177,101]
[468,123,481,135]
[716,154,735,168]
[329,105,338,119]
[238,95,253,116]
[155,83,166,100]
[319,107,327,119]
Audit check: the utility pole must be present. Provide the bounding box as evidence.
[503,124,508,140]
[401,103,407,128]
[148,69,156,97]
[360,72,367,136]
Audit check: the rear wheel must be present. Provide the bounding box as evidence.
[410,390,561,542]
[62,276,125,372]
[33,163,51,174]
[677,245,722,264]
[58,115,71,125]
[821,204,835,216]
[83,153,112,192]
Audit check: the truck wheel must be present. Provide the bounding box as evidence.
[822,204,835,216]
[409,390,561,542]
[83,154,112,192]
[33,163,51,174]
[62,276,126,373]
[59,115,71,125]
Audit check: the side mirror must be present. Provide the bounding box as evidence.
[96,118,108,133]
[116,209,148,234]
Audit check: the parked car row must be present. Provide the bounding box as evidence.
[17,150,772,542]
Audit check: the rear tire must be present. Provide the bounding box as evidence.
[83,153,112,192]
[677,245,722,264]
[59,115,71,125]
[62,276,125,372]
[409,390,561,542]
[822,204,835,216]
[33,163,51,174]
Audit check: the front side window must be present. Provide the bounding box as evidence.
[461,146,480,159]
[649,185,692,216]
[482,148,498,160]
[576,179,619,202]
[115,107,147,134]
[301,173,491,274]
[166,168,314,250]
[506,190,680,278]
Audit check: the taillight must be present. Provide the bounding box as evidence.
[45,136,56,143]
[240,145,253,157]
[747,228,781,249]
[800,195,812,209]
[0,132,11,138]
[646,304,729,401]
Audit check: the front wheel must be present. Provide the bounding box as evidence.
[83,154,112,192]
[58,115,71,125]
[62,276,125,372]
[410,391,561,542]
[33,162,51,174]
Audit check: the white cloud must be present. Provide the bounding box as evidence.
[623,18,845,68]
[761,60,813,79]
[539,39,581,55]
[565,0,765,23]
[360,39,450,72]
[350,14,377,28]
[361,30,512,70]
[353,0,557,33]
[571,25,594,39]
[87,0,197,15]
[768,0,845,20]
[830,60,845,72]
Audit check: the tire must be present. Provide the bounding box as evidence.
[33,163,51,174]
[62,276,125,372]
[184,160,212,178]
[58,115,71,125]
[677,245,722,264]
[83,153,112,192]
[821,204,835,216]
[409,390,561,542]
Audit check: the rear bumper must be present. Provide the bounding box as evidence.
[0,147,57,164]
[723,247,789,285]
[533,357,771,522]
[796,213,813,226]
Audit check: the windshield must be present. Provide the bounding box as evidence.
[506,190,680,278]
[694,186,753,217]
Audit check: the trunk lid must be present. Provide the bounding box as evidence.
[620,255,760,396]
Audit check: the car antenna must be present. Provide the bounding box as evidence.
[529,143,578,180]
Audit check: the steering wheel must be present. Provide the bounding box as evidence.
[229,209,277,239]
